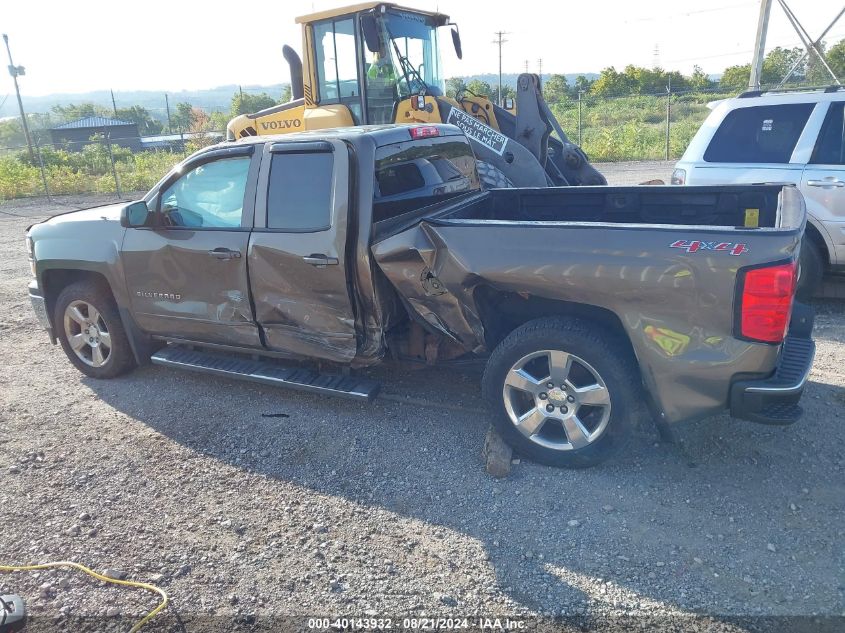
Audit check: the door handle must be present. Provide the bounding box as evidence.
[208,247,242,260]
[807,179,845,188]
[303,254,339,266]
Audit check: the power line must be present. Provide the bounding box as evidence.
[623,1,758,23]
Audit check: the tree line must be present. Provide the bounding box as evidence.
[3,39,845,151]
[0,87,292,150]
[447,40,845,104]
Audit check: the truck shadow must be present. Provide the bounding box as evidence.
[84,359,845,623]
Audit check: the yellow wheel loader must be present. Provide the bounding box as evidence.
[226,2,606,187]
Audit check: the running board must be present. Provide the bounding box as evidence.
[150,345,380,401]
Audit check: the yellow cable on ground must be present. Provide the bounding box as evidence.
[0,561,168,633]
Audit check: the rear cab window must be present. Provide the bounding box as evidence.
[373,136,480,223]
[704,103,814,164]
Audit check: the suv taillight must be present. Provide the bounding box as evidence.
[739,261,797,343]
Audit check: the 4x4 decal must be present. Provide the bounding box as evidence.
[670,239,748,256]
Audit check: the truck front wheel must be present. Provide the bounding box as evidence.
[55,281,136,379]
[481,317,639,468]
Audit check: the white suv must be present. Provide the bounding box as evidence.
[673,87,845,298]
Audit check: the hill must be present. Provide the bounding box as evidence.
[4,76,604,119]
[2,85,290,120]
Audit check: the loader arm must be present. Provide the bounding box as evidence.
[430,75,606,187]
[478,74,606,186]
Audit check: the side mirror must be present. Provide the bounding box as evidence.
[121,200,151,228]
[451,26,463,60]
[361,13,383,55]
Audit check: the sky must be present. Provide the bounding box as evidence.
[2,0,845,97]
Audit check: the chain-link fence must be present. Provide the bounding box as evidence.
[0,132,223,201]
[0,89,730,201]
[549,89,731,163]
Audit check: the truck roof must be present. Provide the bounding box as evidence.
[295,2,450,25]
[229,124,466,149]
[721,87,845,108]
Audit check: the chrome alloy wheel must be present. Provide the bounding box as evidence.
[63,300,112,367]
[502,350,611,451]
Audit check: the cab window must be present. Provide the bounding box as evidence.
[314,18,363,123]
[159,157,251,228]
[267,152,334,231]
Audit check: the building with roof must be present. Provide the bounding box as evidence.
[50,116,141,152]
[139,131,224,151]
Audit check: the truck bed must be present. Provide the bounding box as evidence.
[435,184,798,229]
[371,184,805,424]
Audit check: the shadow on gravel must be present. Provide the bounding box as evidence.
[83,353,845,624]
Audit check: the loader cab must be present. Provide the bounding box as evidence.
[300,3,456,125]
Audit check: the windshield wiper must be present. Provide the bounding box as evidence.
[385,31,428,95]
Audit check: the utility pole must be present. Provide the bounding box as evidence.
[776,0,844,87]
[492,31,508,106]
[578,90,584,146]
[165,93,173,134]
[110,89,118,117]
[749,0,773,90]
[2,34,34,162]
[537,58,543,84]
[665,77,672,160]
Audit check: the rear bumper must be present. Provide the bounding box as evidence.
[28,279,54,340]
[729,303,815,425]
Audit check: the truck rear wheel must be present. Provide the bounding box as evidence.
[481,317,639,468]
[55,281,136,379]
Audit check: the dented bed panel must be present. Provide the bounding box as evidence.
[372,218,799,423]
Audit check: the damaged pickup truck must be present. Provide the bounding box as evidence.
[26,124,815,467]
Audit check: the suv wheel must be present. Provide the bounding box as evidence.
[55,281,136,379]
[482,317,639,468]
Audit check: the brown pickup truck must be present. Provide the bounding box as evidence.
[26,124,815,467]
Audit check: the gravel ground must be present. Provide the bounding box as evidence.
[594,161,675,186]
[0,194,843,632]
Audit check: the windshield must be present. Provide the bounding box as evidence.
[377,10,445,97]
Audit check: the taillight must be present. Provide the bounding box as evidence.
[739,261,797,343]
[670,168,686,185]
[409,126,440,139]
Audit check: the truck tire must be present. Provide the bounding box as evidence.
[796,238,823,301]
[481,317,639,468]
[477,161,513,189]
[55,280,136,379]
